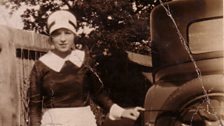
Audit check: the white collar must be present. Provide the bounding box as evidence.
[39,50,85,72]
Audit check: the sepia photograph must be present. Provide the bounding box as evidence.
[0,0,223,126]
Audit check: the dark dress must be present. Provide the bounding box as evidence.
[29,50,113,126]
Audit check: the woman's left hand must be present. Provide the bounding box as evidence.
[121,107,145,120]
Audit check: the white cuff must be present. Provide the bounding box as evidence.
[109,104,125,120]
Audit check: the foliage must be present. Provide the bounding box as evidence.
[3,0,168,55]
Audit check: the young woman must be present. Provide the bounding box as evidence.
[29,10,144,126]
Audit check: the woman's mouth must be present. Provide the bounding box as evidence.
[59,44,67,47]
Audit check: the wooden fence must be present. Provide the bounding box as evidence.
[0,25,49,126]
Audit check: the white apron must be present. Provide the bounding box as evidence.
[41,106,97,126]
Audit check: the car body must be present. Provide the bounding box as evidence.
[144,0,223,125]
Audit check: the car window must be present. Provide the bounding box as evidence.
[189,18,223,54]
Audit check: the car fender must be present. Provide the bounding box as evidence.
[144,82,178,125]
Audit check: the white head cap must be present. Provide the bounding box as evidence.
[47,10,77,35]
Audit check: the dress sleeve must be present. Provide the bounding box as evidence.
[29,62,43,126]
[87,67,114,112]
[83,49,113,112]
[85,51,127,120]
[87,66,127,121]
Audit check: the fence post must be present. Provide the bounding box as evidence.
[0,26,18,126]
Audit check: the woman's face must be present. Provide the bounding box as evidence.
[51,28,75,53]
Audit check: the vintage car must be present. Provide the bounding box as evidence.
[144,0,223,126]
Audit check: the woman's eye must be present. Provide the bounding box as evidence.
[65,31,72,34]
[51,31,60,37]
